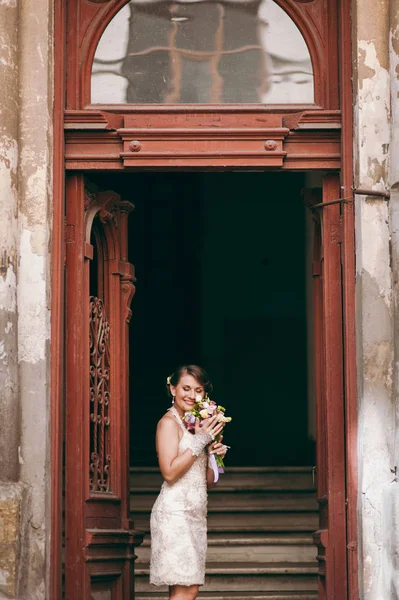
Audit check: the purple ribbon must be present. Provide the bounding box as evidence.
[209,454,220,483]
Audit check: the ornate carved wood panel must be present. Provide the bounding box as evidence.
[65,175,143,599]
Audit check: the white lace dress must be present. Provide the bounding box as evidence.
[150,406,209,587]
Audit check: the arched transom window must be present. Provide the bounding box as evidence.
[91,0,314,104]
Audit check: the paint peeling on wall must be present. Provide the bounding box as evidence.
[17,229,49,365]
[356,40,390,191]
[355,0,399,597]
[0,264,16,312]
[0,0,53,596]
[390,14,399,188]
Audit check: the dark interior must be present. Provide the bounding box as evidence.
[91,171,313,467]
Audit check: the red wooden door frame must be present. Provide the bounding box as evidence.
[310,175,348,598]
[62,168,352,600]
[50,0,358,597]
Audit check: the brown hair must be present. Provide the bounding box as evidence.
[166,365,213,398]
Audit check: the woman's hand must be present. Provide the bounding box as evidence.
[208,434,228,459]
[195,414,224,441]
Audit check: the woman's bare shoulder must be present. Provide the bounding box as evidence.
[157,412,179,432]
[156,412,183,443]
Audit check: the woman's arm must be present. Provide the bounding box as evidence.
[156,417,198,485]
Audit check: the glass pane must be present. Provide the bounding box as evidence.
[91,0,314,104]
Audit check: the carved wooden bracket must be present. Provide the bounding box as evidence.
[121,278,136,323]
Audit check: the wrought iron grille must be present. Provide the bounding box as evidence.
[89,296,111,493]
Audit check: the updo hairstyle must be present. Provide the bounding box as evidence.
[166,365,213,399]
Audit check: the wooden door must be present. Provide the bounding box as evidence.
[310,174,348,599]
[65,174,143,599]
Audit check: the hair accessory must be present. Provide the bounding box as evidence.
[167,376,171,385]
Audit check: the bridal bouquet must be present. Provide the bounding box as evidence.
[183,397,232,481]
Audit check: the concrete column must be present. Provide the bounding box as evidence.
[388,0,399,596]
[0,2,25,597]
[353,0,394,598]
[0,0,53,596]
[15,0,53,596]
[0,0,20,483]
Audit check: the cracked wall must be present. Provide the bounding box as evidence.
[0,0,20,489]
[389,1,399,598]
[354,0,399,597]
[0,0,53,598]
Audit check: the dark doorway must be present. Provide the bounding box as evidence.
[91,171,312,467]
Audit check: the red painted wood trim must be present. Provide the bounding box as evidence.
[64,125,342,171]
[65,175,87,599]
[322,174,348,599]
[50,0,66,597]
[79,104,326,114]
[339,0,359,596]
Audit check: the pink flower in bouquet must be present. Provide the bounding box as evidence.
[207,402,217,415]
[183,412,196,431]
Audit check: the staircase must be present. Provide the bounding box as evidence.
[130,467,319,599]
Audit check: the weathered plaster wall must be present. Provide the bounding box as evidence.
[354,0,399,597]
[0,0,53,597]
[388,0,399,597]
[16,1,53,596]
[0,1,23,595]
[0,0,20,488]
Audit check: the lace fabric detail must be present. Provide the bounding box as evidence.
[189,430,213,457]
[150,407,208,587]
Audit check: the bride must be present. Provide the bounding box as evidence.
[150,365,228,600]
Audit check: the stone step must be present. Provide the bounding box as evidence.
[130,467,314,492]
[131,492,317,513]
[135,533,317,564]
[136,593,318,600]
[131,511,318,534]
[135,562,318,593]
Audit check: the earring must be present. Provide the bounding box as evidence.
[172,395,175,404]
